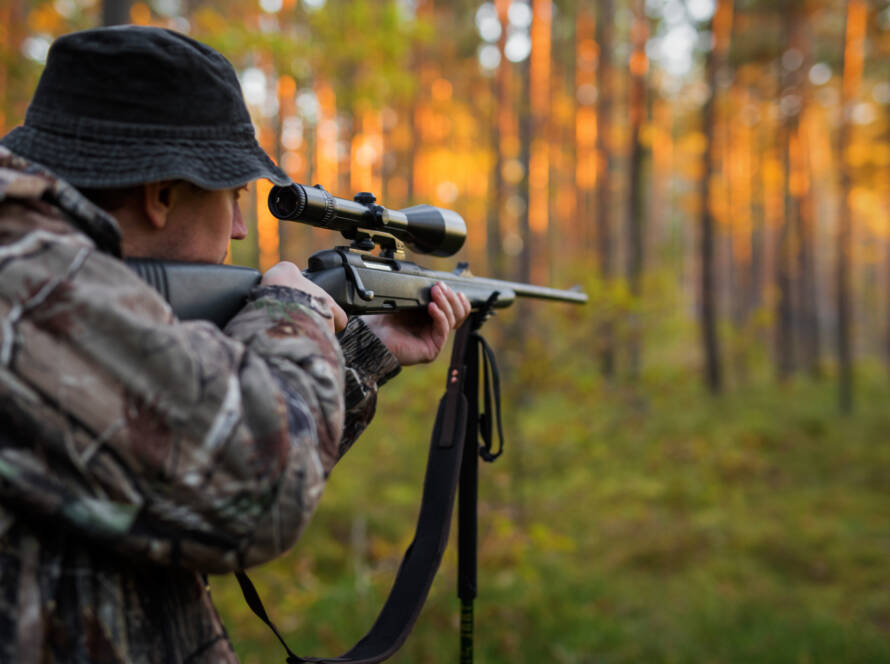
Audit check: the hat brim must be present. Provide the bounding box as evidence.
[1,123,291,190]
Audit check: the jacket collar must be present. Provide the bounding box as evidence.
[0,146,122,257]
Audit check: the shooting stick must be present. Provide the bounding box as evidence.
[236,304,503,663]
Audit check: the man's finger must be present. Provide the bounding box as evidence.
[444,286,470,328]
[427,301,449,344]
[331,302,348,333]
[434,283,457,329]
[454,292,471,326]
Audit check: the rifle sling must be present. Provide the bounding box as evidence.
[236,317,478,664]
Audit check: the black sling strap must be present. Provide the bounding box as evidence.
[235,312,496,663]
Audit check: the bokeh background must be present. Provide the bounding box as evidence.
[2,0,890,662]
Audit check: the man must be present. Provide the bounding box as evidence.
[0,26,469,663]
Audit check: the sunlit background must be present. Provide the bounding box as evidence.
[2,1,890,662]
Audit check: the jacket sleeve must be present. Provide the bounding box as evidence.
[0,221,386,573]
[336,317,401,459]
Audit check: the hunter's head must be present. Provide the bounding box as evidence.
[1,26,291,262]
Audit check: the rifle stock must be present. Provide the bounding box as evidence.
[127,250,586,326]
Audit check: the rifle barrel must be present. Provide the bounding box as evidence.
[489,279,587,304]
[441,274,587,305]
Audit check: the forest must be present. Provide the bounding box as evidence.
[1,0,889,662]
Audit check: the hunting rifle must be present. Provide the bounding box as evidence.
[127,183,586,326]
[127,182,587,664]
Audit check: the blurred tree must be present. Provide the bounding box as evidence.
[1,0,31,131]
[837,0,867,413]
[517,31,531,287]
[103,0,132,25]
[775,5,800,381]
[528,0,552,285]
[626,0,648,379]
[595,0,615,378]
[486,0,510,278]
[575,7,596,261]
[699,0,734,394]
[793,14,822,378]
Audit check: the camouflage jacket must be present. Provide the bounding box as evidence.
[0,147,400,663]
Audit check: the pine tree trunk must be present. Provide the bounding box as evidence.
[626,0,648,378]
[837,0,866,413]
[885,234,890,378]
[776,11,799,381]
[595,0,615,378]
[797,125,822,377]
[518,58,532,287]
[486,0,511,278]
[698,0,733,394]
[885,109,890,380]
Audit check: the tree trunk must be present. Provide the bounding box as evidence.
[595,0,615,378]
[775,10,800,381]
[575,9,596,260]
[486,0,511,278]
[517,58,532,287]
[885,110,890,379]
[774,219,795,379]
[836,0,866,413]
[528,0,552,285]
[885,233,890,379]
[103,0,132,25]
[626,0,648,378]
[797,119,822,377]
[698,0,733,394]
[0,0,27,129]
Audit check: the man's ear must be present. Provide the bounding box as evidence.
[143,181,177,229]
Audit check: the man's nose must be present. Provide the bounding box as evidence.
[231,204,248,240]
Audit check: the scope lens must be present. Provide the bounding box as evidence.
[268,185,303,219]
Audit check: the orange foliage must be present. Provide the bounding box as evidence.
[28,6,62,34]
[350,111,382,194]
[255,178,279,271]
[530,0,552,237]
[130,3,152,26]
[278,75,297,100]
[315,82,338,189]
[576,107,597,147]
[842,0,867,104]
[629,52,649,78]
[431,78,452,102]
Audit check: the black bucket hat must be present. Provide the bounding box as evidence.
[0,26,290,190]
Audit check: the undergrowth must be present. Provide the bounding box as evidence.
[213,297,890,664]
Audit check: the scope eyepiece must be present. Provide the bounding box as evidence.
[268,182,307,219]
[268,183,466,257]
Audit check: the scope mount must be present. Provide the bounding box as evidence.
[339,220,408,260]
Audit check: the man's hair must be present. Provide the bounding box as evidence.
[79,185,144,212]
[79,181,210,212]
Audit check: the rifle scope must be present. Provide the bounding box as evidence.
[268,183,466,257]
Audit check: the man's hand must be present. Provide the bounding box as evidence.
[361,282,471,366]
[261,261,348,333]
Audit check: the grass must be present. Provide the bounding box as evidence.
[211,300,890,663]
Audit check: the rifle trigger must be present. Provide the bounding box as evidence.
[337,250,374,302]
[344,259,374,301]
